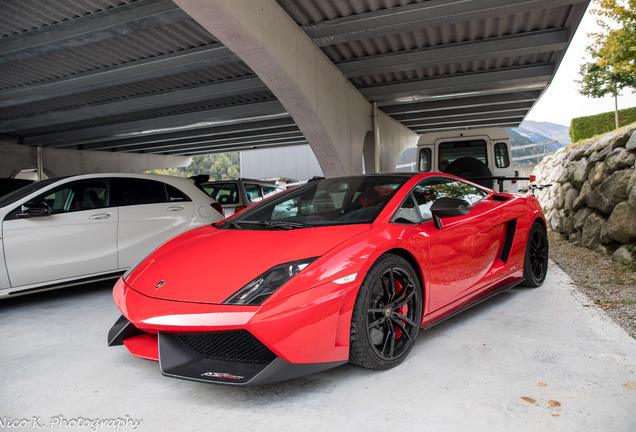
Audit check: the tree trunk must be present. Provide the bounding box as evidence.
[614,87,619,130]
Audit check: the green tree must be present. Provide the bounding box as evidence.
[147,152,240,180]
[577,0,636,128]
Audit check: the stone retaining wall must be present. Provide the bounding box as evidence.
[531,126,636,264]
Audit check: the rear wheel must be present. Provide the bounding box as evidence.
[349,254,422,369]
[520,222,549,287]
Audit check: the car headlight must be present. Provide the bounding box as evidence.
[223,258,318,305]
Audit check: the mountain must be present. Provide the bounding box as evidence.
[516,120,571,147]
[506,121,570,165]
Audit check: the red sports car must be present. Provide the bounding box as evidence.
[108,173,548,385]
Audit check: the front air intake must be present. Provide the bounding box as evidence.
[175,330,276,364]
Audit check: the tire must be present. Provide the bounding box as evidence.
[519,222,549,287]
[349,254,423,370]
[444,157,494,189]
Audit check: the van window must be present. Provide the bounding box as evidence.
[418,148,432,172]
[439,140,487,171]
[494,142,510,168]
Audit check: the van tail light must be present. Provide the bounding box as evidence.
[530,175,536,182]
[211,202,225,218]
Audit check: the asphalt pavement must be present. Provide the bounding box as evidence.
[1,262,635,432]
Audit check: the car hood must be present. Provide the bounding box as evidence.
[125,224,371,304]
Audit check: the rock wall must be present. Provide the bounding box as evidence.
[532,126,636,263]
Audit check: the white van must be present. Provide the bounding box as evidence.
[416,127,520,192]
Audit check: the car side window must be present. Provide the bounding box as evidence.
[166,184,191,202]
[5,179,110,220]
[111,178,168,206]
[261,185,283,199]
[392,195,420,224]
[245,184,263,203]
[405,177,487,222]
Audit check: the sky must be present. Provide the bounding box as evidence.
[525,4,636,127]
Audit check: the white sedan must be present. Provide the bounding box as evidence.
[0,173,224,299]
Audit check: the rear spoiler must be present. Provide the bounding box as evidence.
[470,175,536,193]
[189,174,209,188]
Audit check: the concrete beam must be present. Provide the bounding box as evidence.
[0,141,191,178]
[173,0,418,175]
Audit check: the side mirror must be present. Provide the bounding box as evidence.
[430,197,471,230]
[18,202,51,218]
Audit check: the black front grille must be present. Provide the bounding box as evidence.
[175,330,277,364]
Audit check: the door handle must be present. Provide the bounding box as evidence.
[168,206,184,211]
[89,213,112,220]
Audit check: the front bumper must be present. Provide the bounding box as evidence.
[109,318,345,385]
[108,275,361,385]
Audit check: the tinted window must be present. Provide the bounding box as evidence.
[111,178,167,206]
[6,178,109,220]
[494,142,510,168]
[0,178,60,208]
[166,184,191,202]
[439,140,487,171]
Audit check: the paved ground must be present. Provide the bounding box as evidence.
[1,262,635,432]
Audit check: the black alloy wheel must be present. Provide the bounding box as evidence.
[520,222,549,287]
[350,254,422,370]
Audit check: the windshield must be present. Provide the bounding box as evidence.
[0,178,60,208]
[220,175,409,230]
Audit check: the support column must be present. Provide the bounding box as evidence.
[173,0,418,176]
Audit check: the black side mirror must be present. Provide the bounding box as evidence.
[430,197,471,230]
[18,202,51,218]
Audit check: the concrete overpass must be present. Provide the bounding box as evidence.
[0,0,589,178]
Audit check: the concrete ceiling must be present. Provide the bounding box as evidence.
[0,0,589,156]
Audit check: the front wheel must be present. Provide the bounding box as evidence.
[520,222,549,287]
[349,254,423,370]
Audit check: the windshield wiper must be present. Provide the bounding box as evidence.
[219,220,314,230]
[264,220,314,230]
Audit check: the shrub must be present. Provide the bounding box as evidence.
[570,106,636,142]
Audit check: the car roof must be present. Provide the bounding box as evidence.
[203,178,280,185]
[0,173,208,209]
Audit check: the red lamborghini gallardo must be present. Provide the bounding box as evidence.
[108,173,548,385]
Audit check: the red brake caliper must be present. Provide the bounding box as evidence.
[393,278,407,339]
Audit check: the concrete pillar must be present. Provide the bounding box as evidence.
[0,141,191,178]
[173,0,418,176]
